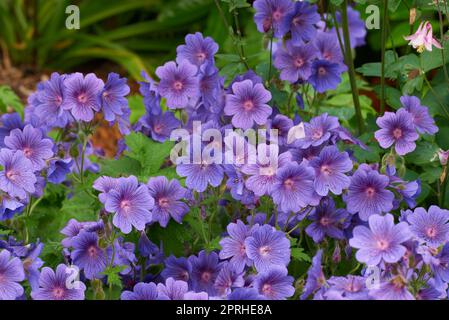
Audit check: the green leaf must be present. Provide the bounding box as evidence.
[128,95,146,124]
[100,157,142,177]
[101,265,126,288]
[405,141,440,165]
[222,0,250,12]
[0,85,24,117]
[291,248,311,263]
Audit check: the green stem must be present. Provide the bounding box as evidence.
[380,0,389,114]
[267,31,274,87]
[437,1,449,85]
[340,0,365,134]
[233,10,249,70]
[424,75,449,119]
[440,165,448,208]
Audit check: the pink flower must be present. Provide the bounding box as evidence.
[438,149,449,166]
[404,21,442,53]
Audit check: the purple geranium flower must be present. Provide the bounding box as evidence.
[308,59,343,93]
[327,275,370,300]
[274,42,318,83]
[314,31,345,65]
[71,230,108,280]
[161,255,192,283]
[224,79,272,130]
[345,165,394,221]
[271,161,316,213]
[407,206,449,247]
[0,113,24,148]
[0,149,36,199]
[245,224,290,272]
[31,264,86,300]
[399,95,438,135]
[157,277,189,300]
[62,72,104,122]
[4,124,54,171]
[121,282,158,300]
[219,220,252,272]
[300,249,326,299]
[369,276,414,300]
[253,0,294,38]
[214,262,244,296]
[47,158,73,184]
[349,213,412,266]
[93,176,118,204]
[189,250,222,295]
[228,288,266,300]
[100,72,130,122]
[375,109,419,155]
[156,61,199,109]
[0,249,25,300]
[139,111,181,143]
[176,32,218,67]
[147,176,189,227]
[104,176,154,234]
[286,1,320,43]
[306,198,348,243]
[309,145,353,196]
[298,113,340,149]
[253,267,295,300]
[176,162,224,193]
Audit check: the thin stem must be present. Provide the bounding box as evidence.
[424,75,449,119]
[380,0,389,114]
[267,31,274,87]
[437,1,449,85]
[233,10,249,70]
[339,1,365,134]
[440,165,448,208]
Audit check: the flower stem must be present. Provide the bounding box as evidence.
[437,1,449,85]
[267,31,274,87]
[380,0,389,114]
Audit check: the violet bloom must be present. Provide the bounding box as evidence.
[104,176,154,234]
[286,1,320,43]
[0,149,36,199]
[224,79,272,129]
[184,291,209,300]
[345,165,394,221]
[156,61,199,109]
[140,111,181,143]
[0,249,25,300]
[157,277,189,300]
[93,176,118,204]
[407,206,449,248]
[228,288,266,300]
[161,255,192,283]
[62,72,104,122]
[349,214,412,266]
[306,198,348,243]
[404,21,442,53]
[121,282,158,300]
[47,158,73,184]
[369,276,415,300]
[308,59,343,93]
[100,72,130,122]
[375,109,419,155]
[300,249,326,300]
[298,113,340,149]
[4,124,54,171]
[399,95,438,135]
[214,262,244,296]
[219,220,252,272]
[245,224,290,272]
[271,161,316,213]
[266,114,294,146]
[189,250,222,295]
[176,32,218,67]
[314,31,345,65]
[274,42,318,83]
[176,162,224,193]
[253,0,293,38]
[0,112,24,148]
[254,267,295,300]
[71,230,108,280]
[327,275,370,300]
[147,176,189,227]
[31,264,86,300]
[309,145,352,196]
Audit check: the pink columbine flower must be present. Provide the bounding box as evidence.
[404,21,442,53]
[438,149,449,166]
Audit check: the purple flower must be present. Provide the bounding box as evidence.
[399,95,438,135]
[314,31,345,66]
[214,262,244,296]
[0,149,36,199]
[156,61,199,109]
[369,276,414,300]
[4,124,54,171]
[138,111,181,143]
[219,220,252,272]
[375,109,419,155]
[308,59,343,93]
[300,249,326,299]
[345,165,394,221]
[71,230,108,280]
[176,32,218,67]
[104,176,154,234]
[176,163,224,193]
[157,277,189,300]
[93,176,118,204]
[189,250,222,295]
[31,264,86,300]
[184,291,208,300]
[224,79,272,129]
[306,198,348,243]
[198,65,222,108]
[162,255,192,283]
[100,72,130,122]
[309,145,353,196]
[349,214,412,266]
[0,249,25,300]
[286,1,320,43]
[62,72,104,122]
[147,176,189,227]
[253,0,294,38]
[271,161,316,213]
[0,113,23,148]
[47,158,73,184]
[254,267,295,300]
[274,42,318,83]
[327,275,370,300]
[335,6,367,48]
[298,113,340,149]
[245,224,290,272]
[228,288,266,300]
[121,282,158,300]
[407,206,449,247]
